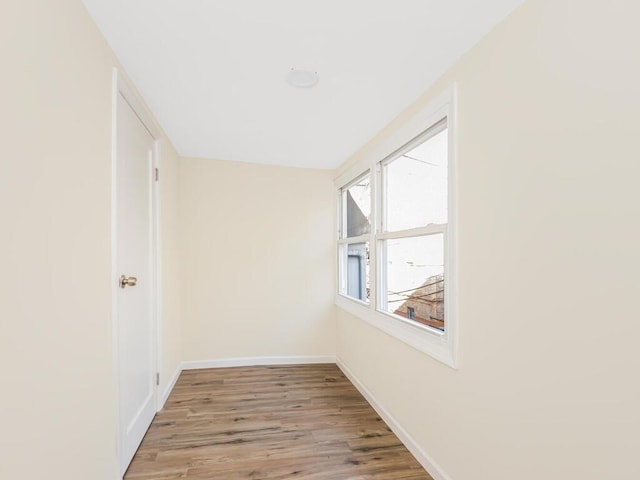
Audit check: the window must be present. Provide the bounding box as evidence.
[335,87,456,367]
[338,174,371,303]
[379,120,448,331]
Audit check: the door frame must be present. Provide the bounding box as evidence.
[111,67,163,478]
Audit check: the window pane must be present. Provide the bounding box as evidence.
[346,242,370,302]
[345,175,371,237]
[385,128,447,231]
[384,235,444,330]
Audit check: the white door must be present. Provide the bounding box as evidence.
[116,92,157,476]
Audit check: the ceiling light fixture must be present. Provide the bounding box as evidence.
[286,68,319,88]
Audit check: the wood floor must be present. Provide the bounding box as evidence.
[125,364,432,479]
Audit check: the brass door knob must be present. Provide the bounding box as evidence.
[119,275,138,288]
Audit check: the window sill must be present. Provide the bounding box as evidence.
[336,294,457,369]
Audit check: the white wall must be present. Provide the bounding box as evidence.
[335,1,640,479]
[0,1,182,478]
[179,158,336,362]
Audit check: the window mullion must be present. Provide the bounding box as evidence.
[369,164,380,311]
[376,162,386,312]
[338,243,346,296]
[377,237,387,313]
[340,190,346,239]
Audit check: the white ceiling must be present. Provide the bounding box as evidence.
[83,0,523,169]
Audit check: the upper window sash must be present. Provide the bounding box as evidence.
[339,170,371,240]
[380,118,448,234]
[378,118,447,173]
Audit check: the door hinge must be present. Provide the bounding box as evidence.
[154,167,159,182]
[156,372,160,386]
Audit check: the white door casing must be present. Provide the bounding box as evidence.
[113,71,158,477]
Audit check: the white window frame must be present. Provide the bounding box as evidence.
[335,85,458,368]
[337,171,372,306]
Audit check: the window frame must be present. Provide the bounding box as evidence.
[337,171,372,305]
[335,86,458,368]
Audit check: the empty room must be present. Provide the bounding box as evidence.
[2,0,639,479]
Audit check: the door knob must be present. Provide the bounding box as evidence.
[119,275,138,288]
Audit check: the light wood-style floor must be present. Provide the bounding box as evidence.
[125,364,432,479]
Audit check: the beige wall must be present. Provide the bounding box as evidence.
[179,158,336,361]
[336,1,640,479]
[0,1,182,478]
[157,137,183,396]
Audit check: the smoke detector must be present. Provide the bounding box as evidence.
[286,68,319,88]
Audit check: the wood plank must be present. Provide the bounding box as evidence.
[125,364,432,480]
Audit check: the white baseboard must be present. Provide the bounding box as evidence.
[181,355,336,370]
[158,364,182,411]
[336,357,453,480]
